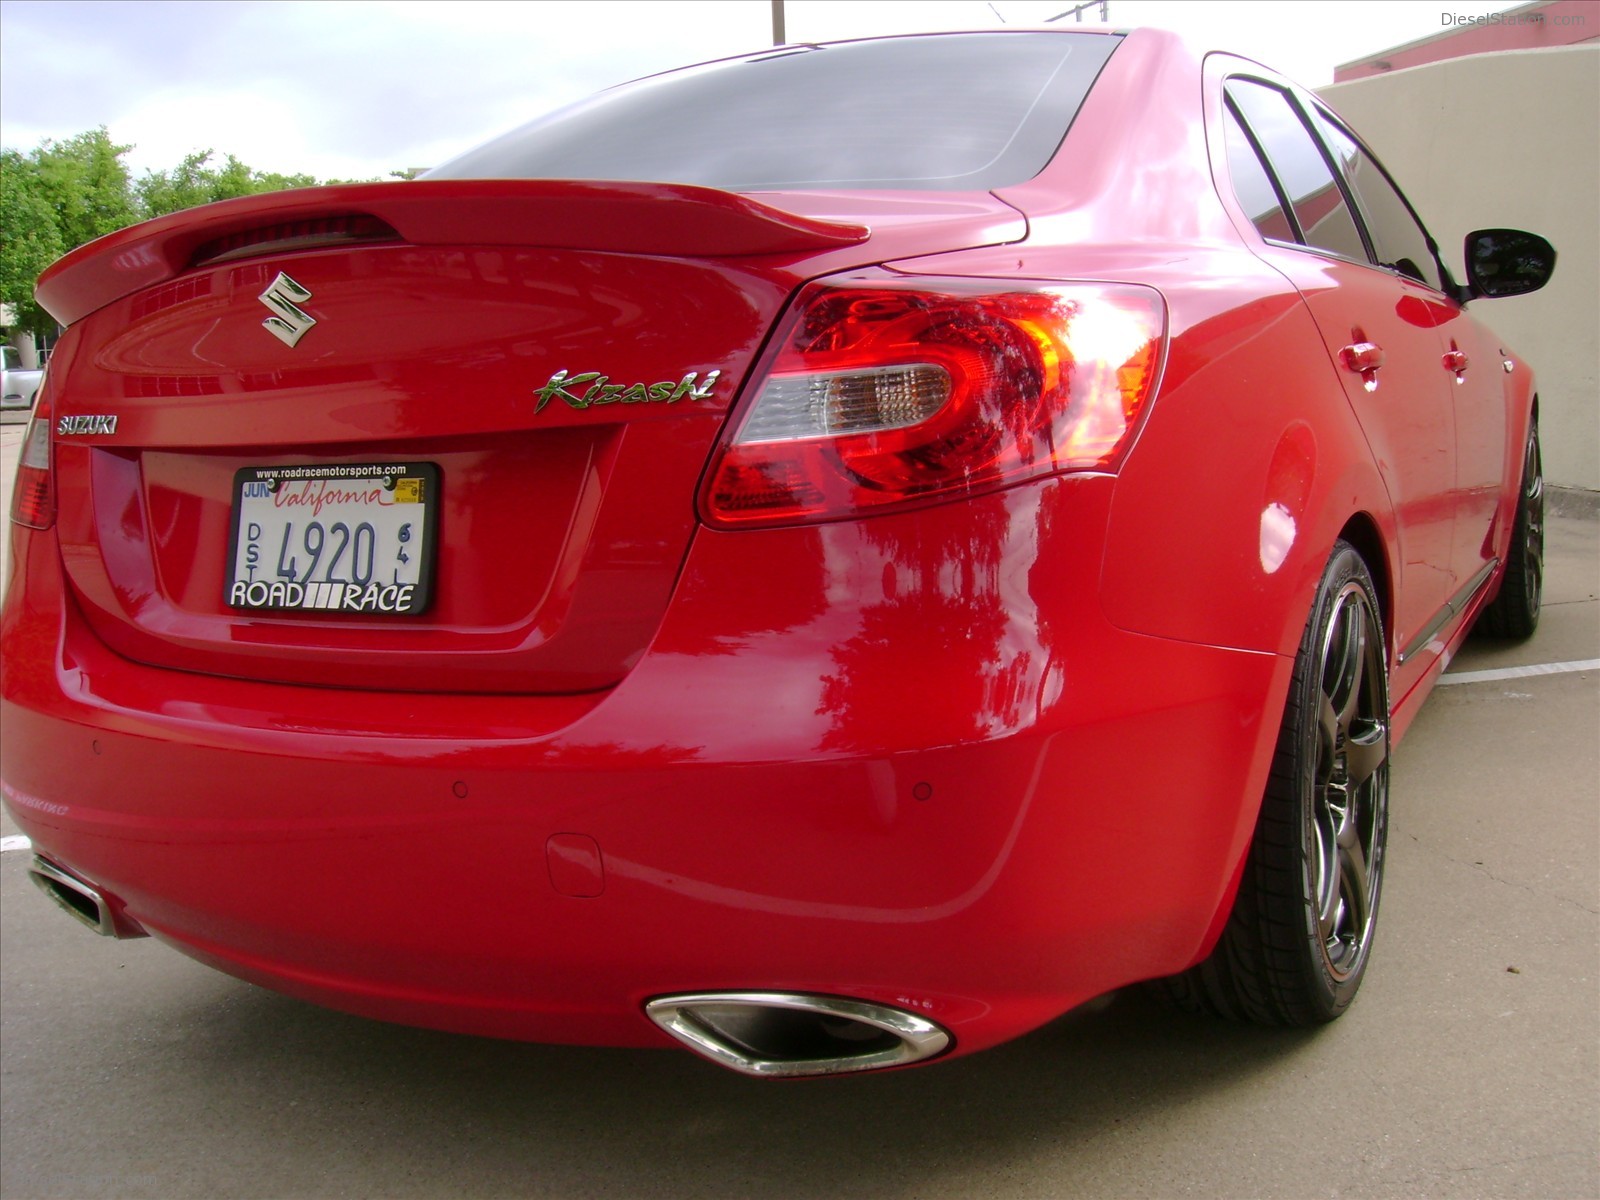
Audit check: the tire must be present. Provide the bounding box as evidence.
[1476,418,1543,639]
[1161,542,1389,1025]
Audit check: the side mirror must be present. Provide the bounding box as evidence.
[1464,229,1556,300]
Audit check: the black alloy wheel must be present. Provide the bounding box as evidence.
[1478,418,1544,639]
[1162,542,1390,1025]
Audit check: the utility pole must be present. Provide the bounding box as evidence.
[1045,1,1108,22]
[771,0,785,46]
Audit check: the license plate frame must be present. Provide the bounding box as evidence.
[225,462,440,616]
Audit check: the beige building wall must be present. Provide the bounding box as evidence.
[1321,44,1599,494]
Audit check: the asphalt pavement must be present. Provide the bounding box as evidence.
[1,422,1596,1199]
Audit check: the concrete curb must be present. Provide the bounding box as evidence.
[1549,486,1600,519]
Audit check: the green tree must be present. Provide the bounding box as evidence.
[138,150,324,218]
[137,149,233,218]
[0,149,66,336]
[254,169,321,192]
[33,127,137,250]
[1,126,405,333]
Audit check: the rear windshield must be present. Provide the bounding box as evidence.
[427,32,1121,191]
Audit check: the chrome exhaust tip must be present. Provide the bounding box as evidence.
[27,856,146,939]
[645,992,951,1077]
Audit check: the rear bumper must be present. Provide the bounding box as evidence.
[2,475,1291,1061]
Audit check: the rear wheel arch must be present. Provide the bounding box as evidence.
[1334,513,1392,666]
[1185,511,1391,969]
[1160,539,1390,1024]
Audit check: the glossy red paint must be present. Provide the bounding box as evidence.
[33,181,871,326]
[4,469,1285,1053]
[1,28,1543,1070]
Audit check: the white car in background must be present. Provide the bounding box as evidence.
[3,345,45,411]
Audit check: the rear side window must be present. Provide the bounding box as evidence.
[1225,79,1368,264]
[1306,107,1446,292]
[428,32,1121,191]
[1222,103,1294,242]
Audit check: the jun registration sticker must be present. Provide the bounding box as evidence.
[226,462,439,615]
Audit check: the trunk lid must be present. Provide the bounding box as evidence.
[39,180,1024,693]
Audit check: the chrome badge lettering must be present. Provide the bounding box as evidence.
[258,272,317,347]
[57,415,118,436]
[533,368,722,414]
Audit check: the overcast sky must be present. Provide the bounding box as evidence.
[1,0,1521,182]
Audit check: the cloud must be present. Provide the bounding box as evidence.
[2,0,1524,181]
[2,0,772,178]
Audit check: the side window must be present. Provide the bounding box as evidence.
[1222,103,1295,242]
[1306,108,1445,292]
[1225,79,1368,265]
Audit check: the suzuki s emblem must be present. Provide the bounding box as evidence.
[258,272,317,347]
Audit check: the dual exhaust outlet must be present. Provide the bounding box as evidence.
[28,855,950,1076]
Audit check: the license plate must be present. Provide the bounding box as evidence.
[226,462,438,615]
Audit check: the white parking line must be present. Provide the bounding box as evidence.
[1,835,33,854]
[1439,658,1600,687]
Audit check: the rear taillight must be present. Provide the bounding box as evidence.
[702,275,1166,527]
[11,391,53,530]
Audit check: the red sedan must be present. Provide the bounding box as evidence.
[2,28,1553,1076]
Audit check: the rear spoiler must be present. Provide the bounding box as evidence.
[34,179,871,326]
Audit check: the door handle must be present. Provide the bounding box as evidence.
[1443,349,1469,381]
[1340,342,1385,372]
[1339,341,1385,391]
